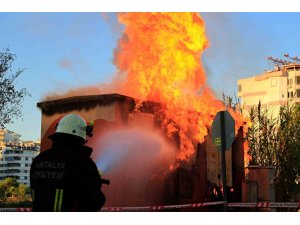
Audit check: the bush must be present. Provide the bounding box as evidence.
[246,101,300,203]
[0,200,32,208]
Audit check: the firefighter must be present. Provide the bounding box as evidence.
[30,114,106,212]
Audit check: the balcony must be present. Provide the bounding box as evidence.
[4,163,22,170]
[1,175,20,180]
[5,145,39,151]
[4,156,21,161]
[2,148,39,158]
[5,169,21,173]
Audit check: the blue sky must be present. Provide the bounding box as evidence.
[1,12,300,141]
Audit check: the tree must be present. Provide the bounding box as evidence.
[246,101,300,203]
[274,103,300,202]
[0,178,32,203]
[0,177,19,202]
[16,184,30,201]
[0,48,30,128]
[246,102,278,165]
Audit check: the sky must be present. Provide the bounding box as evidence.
[1,12,300,141]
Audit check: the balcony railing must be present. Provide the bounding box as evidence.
[6,163,21,167]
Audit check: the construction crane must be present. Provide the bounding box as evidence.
[284,53,300,63]
[267,56,288,65]
[267,54,300,70]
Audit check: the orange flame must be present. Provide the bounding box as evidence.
[114,13,249,163]
[243,141,252,166]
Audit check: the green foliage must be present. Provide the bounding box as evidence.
[0,177,19,202]
[222,92,242,112]
[274,103,300,202]
[17,184,29,201]
[246,102,278,165]
[0,177,31,203]
[246,101,300,202]
[0,48,30,128]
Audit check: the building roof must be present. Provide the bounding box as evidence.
[238,63,300,82]
[37,93,136,116]
[37,93,161,116]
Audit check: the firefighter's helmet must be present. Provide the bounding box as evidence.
[55,114,87,141]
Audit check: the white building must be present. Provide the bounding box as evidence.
[0,129,21,145]
[0,143,39,187]
[238,57,300,117]
[0,130,5,149]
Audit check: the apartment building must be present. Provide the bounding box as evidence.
[0,130,4,149]
[0,133,40,187]
[238,57,300,117]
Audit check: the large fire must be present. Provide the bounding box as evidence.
[44,12,251,166]
[114,13,250,163]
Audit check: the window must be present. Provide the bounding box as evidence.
[297,76,300,85]
[287,78,293,88]
[25,163,29,167]
[238,85,242,92]
[297,89,300,98]
[288,92,290,98]
[25,157,28,161]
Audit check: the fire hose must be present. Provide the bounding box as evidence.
[0,201,299,212]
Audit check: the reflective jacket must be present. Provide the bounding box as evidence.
[30,144,105,212]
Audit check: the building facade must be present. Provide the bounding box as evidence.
[4,130,21,143]
[0,130,4,149]
[238,63,300,117]
[0,129,21,146]
[0,140,40,187]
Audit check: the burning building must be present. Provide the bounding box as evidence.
[37,93,247,209]
[37,93,175,207]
